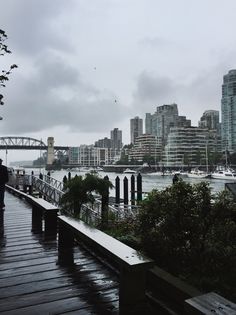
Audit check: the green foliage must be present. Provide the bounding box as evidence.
[143,154,155,165]
[52,159,62,170]
[136,180,236,300]
[60,173,113,218]
[104,216,141,249]
[0,29,18,106]
[33,156,45,166]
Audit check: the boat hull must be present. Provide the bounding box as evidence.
[187,174,208,179]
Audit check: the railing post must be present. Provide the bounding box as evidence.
[137,173,142,202]
[39,173,43,198]
[0,210,4,237]
[123,176,128,205]
[44,209,58,236]
[23,174,27,193]
[63,175,67,190]
[131,175,135,205]
[119,266,149,315]
[29,171,33,195]
[115,176,120,205]
[58,220,74,265]
[28,184,33,195]
[101,175,109,229]
[15,170,20,189]
[31,205,43,233]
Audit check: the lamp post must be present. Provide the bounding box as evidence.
[5,145,8,166]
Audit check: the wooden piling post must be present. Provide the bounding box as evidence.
[131,174,135,205]
[123,176,128,205]
[115,176,120,205]
[137,173,142,202]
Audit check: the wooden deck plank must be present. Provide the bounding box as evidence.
[0,292,119,315]
[0,276,118,312]
[0,192,119,314]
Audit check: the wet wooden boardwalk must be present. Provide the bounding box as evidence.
[0,192,119,314]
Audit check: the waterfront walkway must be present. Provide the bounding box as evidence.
[0,192,119,314]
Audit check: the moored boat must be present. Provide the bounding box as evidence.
[211,167,236,180]
[123,168,136,174]
[187,168,209,178]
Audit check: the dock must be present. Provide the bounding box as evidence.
[0,191,119,314]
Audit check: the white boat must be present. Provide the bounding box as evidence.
[187,169,209,178]
[123,168,136,174]
[173,170,188,177]
[147,170,173,176]
[70,167,81,172]
[211,167,236,180]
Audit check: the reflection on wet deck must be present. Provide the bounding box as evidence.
[0,192,119,314]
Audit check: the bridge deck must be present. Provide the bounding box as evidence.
[0,192,119,314]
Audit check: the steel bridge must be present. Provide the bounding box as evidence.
[0,136,69,154]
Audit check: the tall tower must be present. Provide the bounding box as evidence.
[199,110,220,133]
[110,128,122,150]
[130,116,143,144]
[47,137,55,166]
[145,104,179,146]
[221,69,236,152]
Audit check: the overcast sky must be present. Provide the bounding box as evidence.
[1,0,236,162]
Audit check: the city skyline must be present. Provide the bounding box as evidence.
[1,0,236,162]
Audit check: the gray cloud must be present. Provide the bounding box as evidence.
[2,0,75,55]
[131,64,230,125]
[1,53,126,134]
[139,36,175,49]
[132,71,179,113]
[1,0,236,153]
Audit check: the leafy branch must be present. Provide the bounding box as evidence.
[0,29,18,106]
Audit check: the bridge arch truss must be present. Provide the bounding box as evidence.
[0,137,47,150]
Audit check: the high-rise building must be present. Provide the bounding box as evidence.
[145,104,191,146]
[199,110,220,133]
[163,127,220,167]
[110,128,122,150]
[128,134,162,162]
[94,137,112,148]
[130,116,143,144]
[68,147,79,164]
[221,69,236,152]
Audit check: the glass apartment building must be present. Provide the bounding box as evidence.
[221,69,236,152]
[130,116,143,144]
[163,127,219,167]
[145,104,191,146]
[128,134,162,162]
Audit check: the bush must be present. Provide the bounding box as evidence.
[136,180,236,301]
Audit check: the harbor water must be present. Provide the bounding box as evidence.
[27,168,230,198]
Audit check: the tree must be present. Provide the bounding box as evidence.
[60,173,113,225]
[0,29,17,108]
[136,180,236,301]
[143,154,155,165]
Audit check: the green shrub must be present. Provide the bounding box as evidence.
[136,180,236,301]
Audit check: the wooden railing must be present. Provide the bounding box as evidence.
[5,185,236,315]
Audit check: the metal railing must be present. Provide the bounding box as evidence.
[32,176,64,206]
[11,174,141,223]
[42,175,64,191]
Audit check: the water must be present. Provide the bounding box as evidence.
[26,168,229,197]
